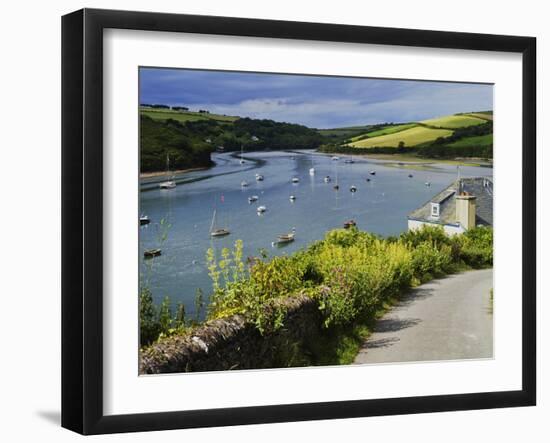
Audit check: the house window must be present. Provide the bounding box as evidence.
[431,203,440,218]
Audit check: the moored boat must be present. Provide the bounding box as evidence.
[144,248,161,258]
[272,228,296,246]
[343,219,357,229]
[257,205,267,213]
[248,195,259,203]
[159,154,176,189]
[139,214,150,226]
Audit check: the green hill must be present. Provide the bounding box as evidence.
[351,126,453,148]
[343,112,492,154]
[140,107,238,123]
[140,110,323,172]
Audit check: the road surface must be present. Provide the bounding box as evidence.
[354,269,493,365]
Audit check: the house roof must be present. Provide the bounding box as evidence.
[408,176,493,227]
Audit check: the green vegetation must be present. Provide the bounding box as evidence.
[420,114,486,129]
[141,107,324,172]
[352,123,417,140]
[140,226,493,364]
[447,134,493,148]
[350,126,453,148]
[317,125,374,142]
[463,112,493,121]
[319,111,493,159]
[141,107,238,123]
[140,115,216,172]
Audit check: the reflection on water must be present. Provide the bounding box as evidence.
[139,151,492,318]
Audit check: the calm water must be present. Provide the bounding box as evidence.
[139,151,492,317]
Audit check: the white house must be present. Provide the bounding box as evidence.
[407,177,493,235]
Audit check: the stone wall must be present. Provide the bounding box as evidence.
[139,294,322,374]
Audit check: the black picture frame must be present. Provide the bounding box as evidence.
[62,8,536,435]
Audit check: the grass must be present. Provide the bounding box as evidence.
[349,126,453,148]
[140,108,238,123]
[420,114,486,129]
[318,126,373,139]
[308,296,399,365]
[464,112,494,121]
[351,123,417,141]
[447,134,493,148]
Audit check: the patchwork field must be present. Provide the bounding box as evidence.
[463,112,493,121]
[349,126,453,148]
[140,108,238,123]
[420,114,486,129]
[350,123,417,141]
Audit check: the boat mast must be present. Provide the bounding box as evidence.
[210,209,217,233]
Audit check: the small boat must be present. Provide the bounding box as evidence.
[324,176,332,183]
[291,177,300,183]
[144,248,161,259]
[350,185,357,193]
[343,220,357,229]
[210,228,230,237]
[333,184,340,190]
[248,195,259,203]
[257,205,267,213]
[366,178,371,182]
[159,154,176,189]
[159,180,176,189]
[425,182,431,187]
[369,171,376,176]
[289,195,296,201]
[272,229,296,246]
[139,215,150,226]
[344,158,355,164]
[209,209,231,237]
[309,167,316,176]
[241,180,249,187]
[408,174,413,178]
[331,156,340,161]
[255,173,264,181]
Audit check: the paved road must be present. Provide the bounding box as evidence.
[354,269,493,365]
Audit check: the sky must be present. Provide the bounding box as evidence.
[140,68,493,129]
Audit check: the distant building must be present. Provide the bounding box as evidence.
[407,177,493,235]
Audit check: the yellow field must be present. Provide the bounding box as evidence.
[349,126,453,148]
[464,112,493,121]
[420,114,486,129]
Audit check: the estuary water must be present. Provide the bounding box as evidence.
[139,151,492,318]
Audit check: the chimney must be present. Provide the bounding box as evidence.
[456,192,476,230]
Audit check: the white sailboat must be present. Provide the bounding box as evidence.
[239,145,246,164]
[309,153,315,176]
[159,154,176,189]
[209,209,230,237]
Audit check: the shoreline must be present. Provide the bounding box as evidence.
[140,166,209,178]
[330,151,493,167]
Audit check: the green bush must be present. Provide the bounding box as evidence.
[141,225,493,346]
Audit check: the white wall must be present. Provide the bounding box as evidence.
[0,1,546,442]
[408,219,465,236]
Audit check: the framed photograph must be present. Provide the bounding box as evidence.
[62,8,536,435]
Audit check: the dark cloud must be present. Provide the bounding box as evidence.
[139,68,492,128]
